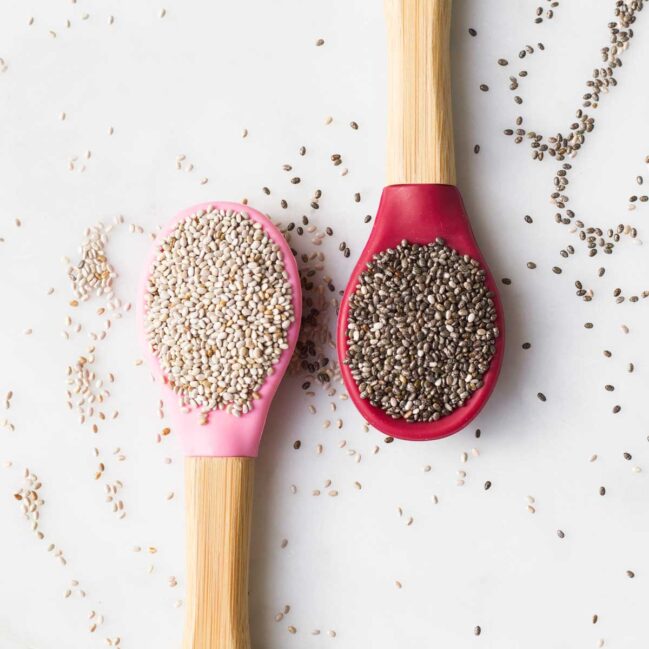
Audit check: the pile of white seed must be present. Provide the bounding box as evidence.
[345,239,499,421]
[65,348,115,432]
[145,206,295,416]
[14,468,47,543]
[66,223,117,303]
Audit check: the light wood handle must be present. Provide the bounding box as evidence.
[183,457,254,649]
[385,0,456,185]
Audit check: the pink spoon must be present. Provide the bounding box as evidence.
[138,201,301,649]
[337,0,505,442]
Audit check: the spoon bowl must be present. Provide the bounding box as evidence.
[337,184,504,441]
[138,200,302,456]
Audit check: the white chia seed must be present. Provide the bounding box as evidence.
[145,207,295,416]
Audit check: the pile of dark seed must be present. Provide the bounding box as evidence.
[345,239,499,421]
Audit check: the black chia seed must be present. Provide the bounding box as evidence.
[345,239,499,422]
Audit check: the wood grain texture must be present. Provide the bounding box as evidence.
[385,0,456,185]
[183,457,254,649]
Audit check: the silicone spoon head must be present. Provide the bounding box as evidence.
[138,201,302,458]
[337,184,505,442]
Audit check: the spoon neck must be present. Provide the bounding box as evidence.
[374,183,470,245]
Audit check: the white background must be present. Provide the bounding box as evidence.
[1,1,649,648]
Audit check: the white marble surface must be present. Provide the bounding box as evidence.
[1,1,649,647]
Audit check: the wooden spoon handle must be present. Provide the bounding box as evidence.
[183,457,254,649]
[385,0,456,186]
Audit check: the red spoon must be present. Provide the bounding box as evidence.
[337,0,505,441]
